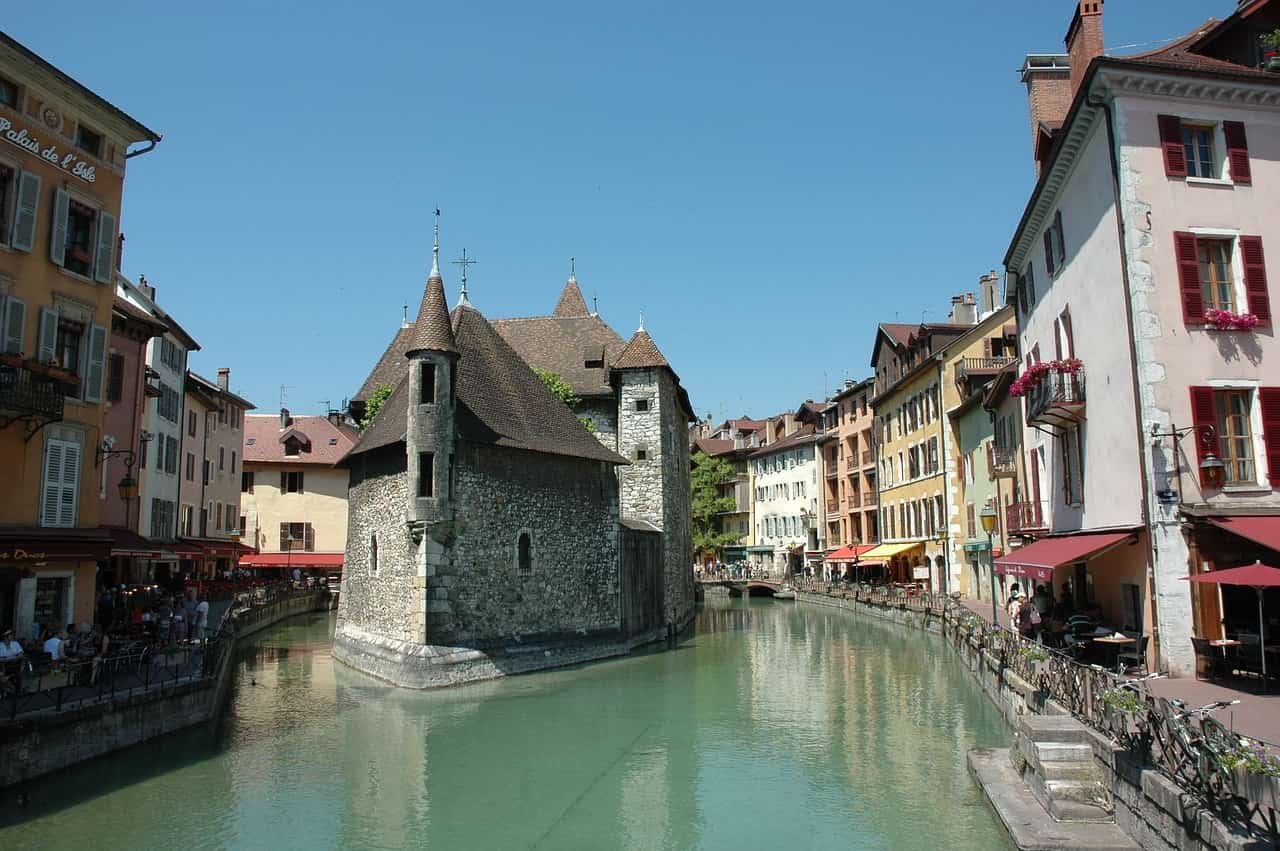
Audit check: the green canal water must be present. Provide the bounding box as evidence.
[1,598,1011,850]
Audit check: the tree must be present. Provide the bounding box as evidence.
[360,385,392,430]
[535,368,595,432]
[691,450,740,559]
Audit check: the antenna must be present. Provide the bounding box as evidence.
[279,384,294,409]
[317,399,332,414]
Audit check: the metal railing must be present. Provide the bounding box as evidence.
[786,581,1279,839]
[957,356,1018,385]
[1026,370,1086,424]
[0,361,66,420]
[987,444,1017,478]
[1006,501,1046,533]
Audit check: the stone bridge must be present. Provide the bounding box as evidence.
[697,578,787,597]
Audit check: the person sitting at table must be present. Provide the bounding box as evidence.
[42,629,66,663]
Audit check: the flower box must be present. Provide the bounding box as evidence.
[1010,358,1083,397]
[1203,309,1260,331]
[1233,767,1280,810]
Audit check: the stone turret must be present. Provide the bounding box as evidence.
[404,244,459,524]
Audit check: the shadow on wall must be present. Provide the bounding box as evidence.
[1214,329,1264,366]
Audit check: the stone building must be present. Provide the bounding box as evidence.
[335,241,694,688]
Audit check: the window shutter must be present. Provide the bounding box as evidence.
[2,296,25,355]
[41,440,64,526]
[1043,230,1055,276]
[1053,210,1064,267]
[83,323,107,402]
[297,471,304,494]
[304,523,315,552]
[1060,309,1074,359]
[280,472,286,494]
[1240,236,1270,326]
[1260,389,1280,488]
[107,353,124,402]
[1222,121,1251,185]
[49,188,69,267]
[279,523,288,550]
[1025,264,1035,307]
[11,171,40,253]
[1157,115,1186,178]
[37,307,58,363]
[1053,318,1063,361]
[52,440,81,527]
[1174,231,1204,324]
[93,210,116,283]
[1189,387,1217,488]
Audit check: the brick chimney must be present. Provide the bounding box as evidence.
[217,368,229,391]
[979,270,1001,317]
[137,274,156,302]
[1021,55,1071,172]
[1065,1,1104,97]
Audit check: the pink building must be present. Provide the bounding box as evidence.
[999,0,1280,676]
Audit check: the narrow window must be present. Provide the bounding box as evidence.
[241,471,254,492]
[517,532,533,577]
[635,398,649,412]
[106,352,124,402]
[238,515,246,537]
[419,452,434,497]
[74,124,102,158]
[1215,390,1255,484]
[370,533,379,576]
[1181,124,1216,178]
[218,446,225,470]
[0,76,17,109]
[1198,239,1236,313]
[420,362,436,404]
[635,446,648,461]
[64,201,96,276]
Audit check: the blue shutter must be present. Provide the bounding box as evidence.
[37,307,58,363]
[93,210,116,283]
[2,296,24,355]
[83,323,107,402]
[49,188,69,267]
[11,171,40,253]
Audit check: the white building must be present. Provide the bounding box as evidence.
[748,420,821,577]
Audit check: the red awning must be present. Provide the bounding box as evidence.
[823,545,877,563]
[239,553,344,569]
[180,538,253,559]
[994,531,1136,583]
[1184,561,1280,588]
[1208,516,1280,555]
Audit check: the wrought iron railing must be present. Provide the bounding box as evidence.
[987,444,1017,478]
[1026,370,1086,424]
[956,356,1018,386]
[1006,501,1045,533]
[0,362,65,421]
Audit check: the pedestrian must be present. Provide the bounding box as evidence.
[1033,584,1051,617]
[194,595,210,642]
[292,566,302,586]
[1006,586,1023,628]
[43,629,66,662]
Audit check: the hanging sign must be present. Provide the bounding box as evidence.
[0,549,49,562]
[0,117,97,183]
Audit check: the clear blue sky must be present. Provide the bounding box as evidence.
[9,0,1220,421]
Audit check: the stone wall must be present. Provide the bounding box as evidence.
[617,370,662,523]
[576,397,617,451]
[658,370,694,627]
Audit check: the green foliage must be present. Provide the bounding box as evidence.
[1261,28,1280,51]
[360,385,393,430]
[691,450,741,557]
[1018,644,1049,663]
[1100,687,1145,716]
[535,369,594,432]
[1219,739,1280,777]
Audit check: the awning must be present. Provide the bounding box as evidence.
[859,542,922,561]
[0,527,111,563]
[103,527,167,559]
[824,544,878,563]
[994,531,1135,583]
[181,538,253,559]
[239,552,344,569]
[745,545,774,553]
[1208,516,1280,554]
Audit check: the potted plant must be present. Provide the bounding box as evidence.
[1220,739,1280,810]
[1262,29,1280,71]
[1204,309,1261,331]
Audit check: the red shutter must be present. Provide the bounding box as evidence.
[1061,308,1074,359]
[1240,235,1271,326]
[1043,230,1055,276]
[1053,318,1063,361]
[1030,448,1042,506]
[1260,388,1280,488]
[1175,231,1204,324]
[1158,115,1186,178]
[1189,387,1217,488]
[1223,121,1251,185]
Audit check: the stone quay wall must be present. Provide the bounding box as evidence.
[796,591,1268,851]
[0,588,327,788]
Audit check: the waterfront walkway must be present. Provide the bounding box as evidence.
[956,595,1280,746]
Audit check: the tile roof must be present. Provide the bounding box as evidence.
[553,278,591,317]
[186,370,255,410]
[693,438,735,456]
[613,329,670,370]
[405,274,458,356]
[748,424,817,458]
[111,297,168,335]
[878,323,918,348]
[243,414,359,466]
[353,326,413,403]
[490,314,625,398]
[349,305,628,466]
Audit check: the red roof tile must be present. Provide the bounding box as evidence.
[243,415,358,466]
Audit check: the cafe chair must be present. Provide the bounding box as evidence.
[1117,635,1149,675]
[1191,637,1228,681]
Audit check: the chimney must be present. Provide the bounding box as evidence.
[1021,55,1071,172]
[216,368,229,391]
[280,408,291,428]
[783,413,796,435]
[844,378,854,390]
[979,270,1000,316]
[328,410,343,427]
[137,274,156,302]
[1066,1,1104,98]
[948,294,979,326]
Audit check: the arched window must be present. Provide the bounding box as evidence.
[516,531,533,577]
[370,532,379,576]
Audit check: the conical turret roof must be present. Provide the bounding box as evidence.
[613,328,669,370]
[405,271,458,356]
[553,277,590,317]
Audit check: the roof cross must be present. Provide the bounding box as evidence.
[453,248,476,306]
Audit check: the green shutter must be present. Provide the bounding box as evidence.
[11,171,41,253]
[83,323,107,402]
[49,188,69,267]
[37,307,58,363]
[2,296,24,355]
[40,440,64,526]
[93,210,116,283]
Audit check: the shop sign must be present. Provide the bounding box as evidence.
[0,549,49,563]
[0,117,97,183]
[912,566,930,580]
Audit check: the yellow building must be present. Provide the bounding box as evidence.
[0,34,159,636]
[239,410,357,576]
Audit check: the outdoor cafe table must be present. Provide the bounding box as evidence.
[1093,634,1137,672]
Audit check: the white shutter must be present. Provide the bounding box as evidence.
[2,296,24,355]
[37,307,58,363]
[11,171,40,253]
[93,210,116,283]
[40,440,64,526]
[59,441,81,527]
[49,188,69,267]
[83,323,107,402]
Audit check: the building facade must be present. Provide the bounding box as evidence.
[749,418,821,577]
[0,34,159,636]
[825,378,878,551]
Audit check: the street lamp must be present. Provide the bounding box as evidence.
[1150,423,1226,493]
[935,529,949,595]
[980,505,998,626]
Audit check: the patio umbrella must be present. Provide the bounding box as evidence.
[1183,561,1280,681]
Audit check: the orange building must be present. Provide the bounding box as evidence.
[0,33,159,637]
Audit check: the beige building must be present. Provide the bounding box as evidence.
[822,378,878,551]
[239,409,357,575]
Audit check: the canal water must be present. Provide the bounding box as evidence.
[1,598,1011,849]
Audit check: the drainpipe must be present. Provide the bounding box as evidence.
[1093,92,1161,670]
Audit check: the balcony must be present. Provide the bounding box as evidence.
[861,450,874,465]
[987,445,1017,479]
[1025,369,1086,428]
[847,492,862,508]
[1006,502,1047,535]
[825,465,838,479]
[956,356,1017,388]
[0,360,68,429]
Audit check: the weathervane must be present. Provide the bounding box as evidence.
[430,208,441,277]
[570,256,576,281]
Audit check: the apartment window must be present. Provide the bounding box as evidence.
[1198,239,1236,313]
[1216,390,1255,484]
[74,124,102,158]
[516,531,533,577]
[0,75,17,108]
[370,533,379,576]
[218,446,225,471]
[187,409,196,436]
[202,459,210,485]
[40,438,82,528]
[1182,124,1215,179]
[420,362,436,404]
[54,318,83,378]
[215,502,223,531]
[239,515,247,537]
[1063,425,1084,505]
[241,471,254,492]
[635,446,649,462]
[281,471,304,494]
[231,450,236,473]
[280,522,314,552]
[284,438,300,457]
[185,452,194,482]
[180,505,193,536]
[1043,211,1065,276]
[635,399,649,412]
[418,452,434,498]
[63,200,97,277]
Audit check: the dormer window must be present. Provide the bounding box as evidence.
[420,362,436,404]
[583,345,605,369]
[284,439,300,456]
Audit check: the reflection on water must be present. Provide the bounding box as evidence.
[0,601,1010,850]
